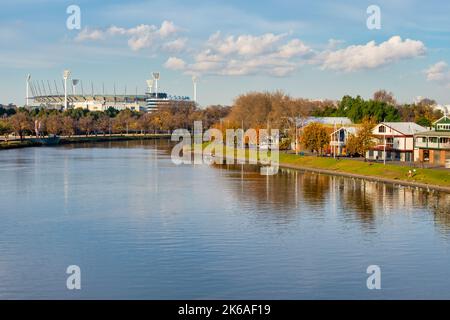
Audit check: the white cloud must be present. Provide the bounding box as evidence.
[167,31,312,77]
[425,61,450,86]
[206,32,287,56]
[276,39,311,59]
[75,28,105,41]
[158,21,179,38]
[426,61,449,81]
[164,57,186,70]
[75,21,181,51]
[319,36,426,72]
[163,38,188,52]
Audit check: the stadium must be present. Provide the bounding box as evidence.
[27,71,195,112]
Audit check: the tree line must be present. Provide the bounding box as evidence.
[0,105,231,141]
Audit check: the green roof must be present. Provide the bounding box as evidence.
[434,116,450,124]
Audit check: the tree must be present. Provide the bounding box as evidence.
[0,119,12,142]
[44,114,63,135]
[346,118,376,157]
[373,90,396,105]
[78,115,94,136]
[61,116,76,137]
[300,122,330,155]
[113,110,135,134]
[9,111,32,141]
[95,114,111,136]
[137,113,154,134]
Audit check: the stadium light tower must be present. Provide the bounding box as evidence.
[152,72,160,99]
[146,79,154,94]
[72,79,79,95]
[63,70,71,110]
[192,75,198,104]
[26,74,31,106]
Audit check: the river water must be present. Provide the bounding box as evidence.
[0,139,449,299]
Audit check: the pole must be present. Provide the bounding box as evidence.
[384,135,386,165]
[64,77,68,110]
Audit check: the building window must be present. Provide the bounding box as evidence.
[422,137,427,143]
[379,126,386,133]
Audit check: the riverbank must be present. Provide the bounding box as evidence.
[201,145,450,193]
[277,153,450,193]
[0,134,171,150]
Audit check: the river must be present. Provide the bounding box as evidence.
[0,139,449,299]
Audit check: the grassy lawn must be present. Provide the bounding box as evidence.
[278,153,450,187]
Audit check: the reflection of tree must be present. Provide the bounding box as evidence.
[298,172,330,206]
[339,179,375,225]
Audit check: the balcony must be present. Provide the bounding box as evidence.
[415,139,450,150]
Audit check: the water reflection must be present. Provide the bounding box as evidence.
[213,163,450,233]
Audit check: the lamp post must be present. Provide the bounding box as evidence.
[63,70,71,110]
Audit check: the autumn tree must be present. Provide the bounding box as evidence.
[0,119,12,142]
[300,122,330,155]
[373,90,397,105]
[113,110,135,134]
[346,118,376,157]
[44,114,63,135]
[95,114,111,136]
[9,111,32,141]
[61,116,76,137]
[78,115,94,136]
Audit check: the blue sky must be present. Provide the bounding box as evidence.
[1,0,450,106]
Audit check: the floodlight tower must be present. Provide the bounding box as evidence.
[72,79,79,95]
[26,74,31,106]
[63,70,71,110]
[192,75,198,104]
[146,79,154,95]
[152,72,160,99]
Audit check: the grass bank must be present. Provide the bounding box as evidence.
[278,153,450,190]
[201,144,450,192]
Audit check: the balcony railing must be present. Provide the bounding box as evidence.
[415,140,450,149]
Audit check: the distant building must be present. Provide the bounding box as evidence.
[366,122,427,162]
[329,127,357,156]
[414,116,450,167]
[297,117,353,127]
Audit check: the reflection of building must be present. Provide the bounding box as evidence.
[414,116,450,167]
[330,127,357,156]
[366,122,427,162]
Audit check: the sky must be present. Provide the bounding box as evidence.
[1,0,450,107]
